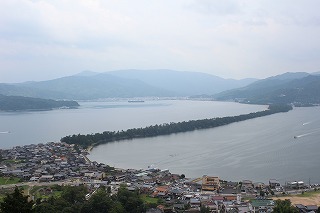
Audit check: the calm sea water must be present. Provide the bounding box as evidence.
[89,104,320,184]
[1,100,319,183]
[0,100,265,148]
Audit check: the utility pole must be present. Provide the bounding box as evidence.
[309,178,311,189]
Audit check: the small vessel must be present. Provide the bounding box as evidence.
[59,106,70,109]
[128,100,144,103]
[294,136,298,139]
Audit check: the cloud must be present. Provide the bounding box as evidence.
[0,0,320,82]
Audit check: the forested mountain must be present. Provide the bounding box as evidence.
[19,74,174,99]
[0,70,256,100]
[0,75,173,100]
[0,83,68,99]
[214,73,320,106]
[1,70,318,103]
[0,94,79,111]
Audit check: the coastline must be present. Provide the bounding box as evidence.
[86,145,94,152]
[1,139,320,208]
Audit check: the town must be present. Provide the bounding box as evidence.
[0,142,319,213]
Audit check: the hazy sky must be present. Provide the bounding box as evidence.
[1,0,320,83]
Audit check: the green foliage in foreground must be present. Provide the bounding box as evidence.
[0,187,33,213]
[0,185,146,213]
[273,199,299,213]
[61,104,293,148]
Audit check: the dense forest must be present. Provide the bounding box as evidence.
[61,104,293,148]
[0,94,79,111]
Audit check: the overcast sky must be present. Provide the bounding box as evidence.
[1,0,320,83]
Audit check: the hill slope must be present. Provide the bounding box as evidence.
[21,74,174,99]
[0,94,79,111]
[214,73,320,106]
[0,74,173,100]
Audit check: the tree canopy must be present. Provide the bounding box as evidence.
[0,185,147,213]
[273,199,299,213]
[0,187,33,213]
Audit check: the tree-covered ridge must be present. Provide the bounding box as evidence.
[214,75,320,106]
[0,94,79,111]
[61,104,292,148]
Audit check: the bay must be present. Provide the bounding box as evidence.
[89,105,320,184]
[0,100,265,148]
[2,99,319,184]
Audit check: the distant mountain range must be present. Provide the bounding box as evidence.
[107,69,256,96]
[1,70,319,107]
[0,70,257,100]
[214,72,320,106]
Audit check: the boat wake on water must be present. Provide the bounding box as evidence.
[0,131,10,134]
[294,128,320,139]
[294,133,313,139]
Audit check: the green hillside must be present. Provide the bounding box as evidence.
[0,94,79,111]
[214,74,320,106]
